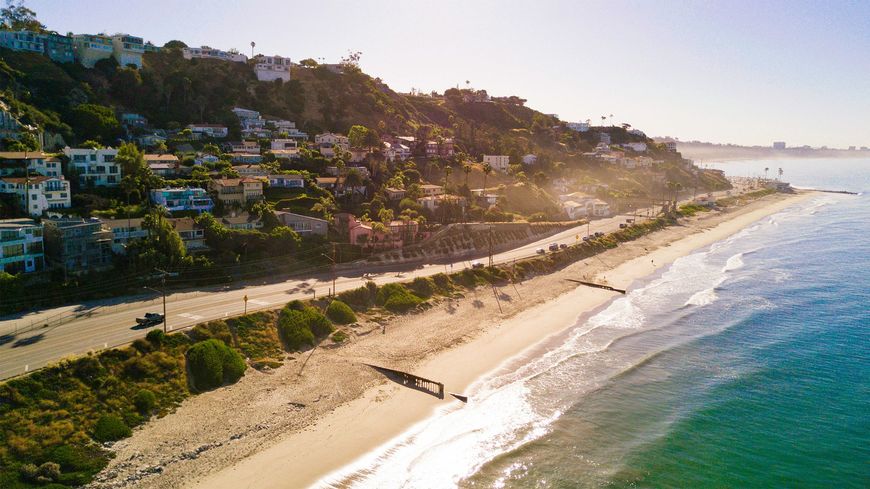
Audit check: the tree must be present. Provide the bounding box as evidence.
[0,0,44,31]
[348,124,379,150]
[80,139,104,150]
[463,163,472,187]
[140,211,187,266]
[163,40,188,49]
[482,163,493,193]
[69,104,121,144]
[298,58,318,68]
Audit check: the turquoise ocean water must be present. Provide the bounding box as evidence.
[322,159,869,489]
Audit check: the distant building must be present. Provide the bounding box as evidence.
[253,55,291,82]
[522,154,538,165]
[275,211,328,236]
[120,112,148,128]
[315,133,350,158]
[599,132,611,145]
[482,155,510,172]
[233,164,268,178]
[225,140,261,154]
[773,141,786,150]
[102,217,148,254]
[562,198,610,219]
[111,33,145,68]
[425,139,455,158]
[419,184,445,197]
[144,154,180,176]
[270,139,298,151]
[186,124,228,139]
[64,147,121,187]
[71,34,114,68]
[664,141,678,152]
[268,174,305,189]
[150,187,214,213]
[208,178,264,206]
[0,30,74,63]
[171,217,207,252]
[230,153,262,164]
[384,187,406,201]
[334,212,419,250]
[219,212,263,231]
[0,175,70,216]
[0,218,44,273]
[417,194,467,212]
[0,152,61,178]
[182,45,247,63]
[566,122,590,132]
[43,218,113,274]
[621,142,647,152]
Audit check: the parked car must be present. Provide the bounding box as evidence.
[536,248,546,255]
[559,243,568,249]
[583,236,590,242]
[548,243,559,252]
[626,218,635,223]
[136,312,164,327]
[471,261,484,269]
[619,223,628,229]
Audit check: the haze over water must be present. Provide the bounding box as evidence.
[322,159,870,488]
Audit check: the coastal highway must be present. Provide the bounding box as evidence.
[0,196,708,380]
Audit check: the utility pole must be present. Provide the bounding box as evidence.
[322,245,337,297]
[488,224,494,267]
[154,268,170,332]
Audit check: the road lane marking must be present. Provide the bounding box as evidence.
[178,313,204,320]
[248,299,270,306]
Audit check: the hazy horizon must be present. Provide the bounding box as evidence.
[27,0,870,149]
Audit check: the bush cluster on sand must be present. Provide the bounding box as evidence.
[186,339,247,392]
[277,305,333,351]
[92,414,132,442]
[325,300,357,324]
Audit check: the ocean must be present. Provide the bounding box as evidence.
[323,158,870,489]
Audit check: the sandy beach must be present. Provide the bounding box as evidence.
[87,191,812,489]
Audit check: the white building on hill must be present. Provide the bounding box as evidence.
[254,55,291,82]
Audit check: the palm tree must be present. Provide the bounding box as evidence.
[600,115,606,126]
[764,167,769,180]
[444,165,452,190]
[463,163,472,188]
[482,163,493,194]
[609,114,614,126]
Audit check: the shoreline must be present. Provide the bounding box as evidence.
[175,191,813,489]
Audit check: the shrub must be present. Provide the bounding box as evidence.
[336,281,378,310]
[325,300,356,324]
[408,277,436,298]
[186,339,247,391]
[384,291,424,312]
[133,389,157,414]
[145,329,166,345]
[92,414,131,442]
[278,318,315,351]
[285,299,307,312]
[331,330,348,343]
[304,307,333,337]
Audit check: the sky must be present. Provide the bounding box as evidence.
[27,0,870,148]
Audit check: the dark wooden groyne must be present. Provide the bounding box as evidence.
[566,279,626,294]
[363,363,445,399]
[814,189,858,195]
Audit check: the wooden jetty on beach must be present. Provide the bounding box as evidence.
[566,279,626,294]
[363,364,445,399]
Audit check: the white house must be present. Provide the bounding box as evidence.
[71,34,113,68]
[186,124,228,139]
[522,154,538,165]
[0,218,44,273]
[64,147,121,187]
[254,55,292,82]
[268,174,305,189]
[270,139,298,151]
[315,133,350,158]
[482,155,510,173]
[562,198,610,219]
[182,46,247,63]
[0,152,61,178]
[0,176,71,216]
[621,142,648,152]
[194,153,220,165]
[566,121,590,132]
